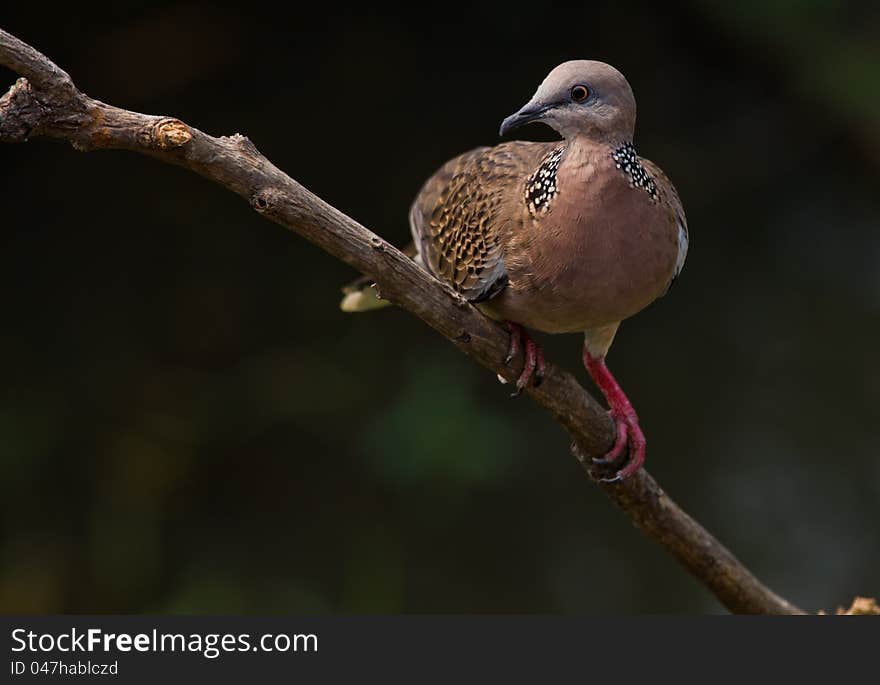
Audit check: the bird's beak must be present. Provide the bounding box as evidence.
[499,101,550,137]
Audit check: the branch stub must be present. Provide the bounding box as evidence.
[151,118,192,149]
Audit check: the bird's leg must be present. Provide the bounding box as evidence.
[504,322,545,396]
[582,347,645,482]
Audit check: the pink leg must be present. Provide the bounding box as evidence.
[582,347,646,482]
[504,322,546,396]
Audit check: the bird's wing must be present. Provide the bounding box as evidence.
[410,142,552,303]
[641,158,688,286]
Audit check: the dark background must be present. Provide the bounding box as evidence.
[1,2,878,613]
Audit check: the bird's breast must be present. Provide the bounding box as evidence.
[496,154,679,333]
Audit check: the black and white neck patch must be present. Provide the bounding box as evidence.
[525,146,565,216]
[611,143,659,201]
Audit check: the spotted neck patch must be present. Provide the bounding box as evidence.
[611,143,659,201]
[525,145,565,216]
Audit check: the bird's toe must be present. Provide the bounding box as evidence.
[590,414,645,482]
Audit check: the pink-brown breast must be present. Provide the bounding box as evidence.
[484,141,681,333]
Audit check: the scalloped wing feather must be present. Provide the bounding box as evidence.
[410,142,554,303]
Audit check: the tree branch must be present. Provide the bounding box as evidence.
[1,27,805,614]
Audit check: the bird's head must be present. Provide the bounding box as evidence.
[499,60,636,142]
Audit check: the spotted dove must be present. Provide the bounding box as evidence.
[341,61,689,481]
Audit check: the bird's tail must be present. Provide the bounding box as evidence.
[339,274,393,312]
[338,241,419,313]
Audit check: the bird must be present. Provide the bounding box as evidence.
[340,61,688,481]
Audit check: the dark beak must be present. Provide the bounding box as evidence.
[499,102,550,137]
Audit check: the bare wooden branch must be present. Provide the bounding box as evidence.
[1,27,805,614]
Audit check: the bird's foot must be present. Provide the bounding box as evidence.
[582,347,645,482]
[503,322,545,396]
[589,411,645,483]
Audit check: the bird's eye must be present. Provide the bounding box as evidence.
[570,85,590,102]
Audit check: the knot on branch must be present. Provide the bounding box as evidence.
[251,187,282,213]
[0,78,46,142]
[229,133,260,156]
[147,118,192,149]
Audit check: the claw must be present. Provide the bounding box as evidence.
[596,473,623,484]
[590,417,629,467]
[503,322,545,396]
[590,413,645,482]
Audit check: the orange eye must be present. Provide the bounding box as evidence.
[571,85,590,102]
